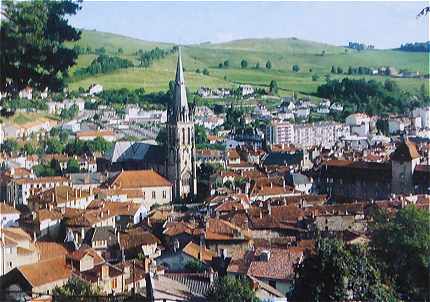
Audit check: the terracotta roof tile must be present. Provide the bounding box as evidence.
[103,170,171,189]
[18,256,71,287]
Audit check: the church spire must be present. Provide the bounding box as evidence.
[173,48,188,118]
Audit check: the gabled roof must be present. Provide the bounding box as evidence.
[0,202,20,215]
[182,241,216,263]
[18,257,71,287]
[390,139,420,161]
[103,170,171,189]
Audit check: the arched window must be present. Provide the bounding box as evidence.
[182,128,185,145]
[188,127,191,145]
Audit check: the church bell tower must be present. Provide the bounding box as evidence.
[167,49,197,201]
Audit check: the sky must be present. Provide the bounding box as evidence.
[68,1,430,49]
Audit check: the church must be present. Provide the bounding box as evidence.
[98,50,197,201]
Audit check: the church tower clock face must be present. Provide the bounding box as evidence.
[166,49,197,201]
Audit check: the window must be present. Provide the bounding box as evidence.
[112,278,117,289]
[162,191,167,199]
[182,128,185,145]
[152,191,156,199]
[188,127,191,145]
[143,191,146,199]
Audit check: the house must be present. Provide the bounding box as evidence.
[238,247,304,295]
[68,247,127,295]
[86,200,148,230]
[346,113,370,136]
[19,86,33,100]
[76,130,116,142]
[204,218,252,260]
[0,256,71,299]
[0,228,39,276]
[239,85,254,96]
[156,241,215,272]
[286,172,313,194]
[101,170,172,209]
[7,176,70,206]
[119,227,161,260]
[413,106,430,129]
[82,226,121,262]
[88,83,103,95]
[388,117,411,135]
[27,185,95,211]
[0,202,20,227]
[31,209,64,239]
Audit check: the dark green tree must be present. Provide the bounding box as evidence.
[269,80,279,95]
[223,60,230,68]
[337,67,343,74]
[291,238,397,302]
[331,65,336,73]
[52,277,100,302]
[292,64,300,72]
[203,68,210,76]
[2,139,19,154]
[241,59,248,69]
[66,158,80,173]
[195,125,208,145]
[46,138,65,154]
[312,74,320,81]
[255,62,260,69]
[206,276,259,302]
[1,0,82,94]
[266,60,272,69]
[348,66,353,75]
[218,63,223,68]
[369,206,430,301]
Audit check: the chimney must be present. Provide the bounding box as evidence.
[101,264,109,280]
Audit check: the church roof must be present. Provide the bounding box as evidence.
[173,49,189,116]
[390,139,420,162]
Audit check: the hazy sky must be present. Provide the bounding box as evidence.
[69,1,429,49]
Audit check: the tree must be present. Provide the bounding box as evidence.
[117,47,123,54]
[23,143,36,155]
[331,65,336,73]
[1,0,82,94]
[369,206,430,301]
[292,64,300,72]
[241,59,248,69]
[2,139,19,154]
[269,80,278,95]
[202,68,210,76]
[321,50,326,56]
[46,138,65,154]
[337,67,343,74]
[223,60,229,68]
[255,62,260,69]
[312,74,320,82]
[66,158,80,173]
[291,238,397,302]
[185,260,206,273]
[266,60,272,69]
[52,277,100,302]
[206,276,258,302]
[195,68,200,73]
[348,66,353,75]
[195,125,208,145]
[218,63,223,68]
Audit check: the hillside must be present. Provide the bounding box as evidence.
[67,31,430,97]
[68,29,173,55]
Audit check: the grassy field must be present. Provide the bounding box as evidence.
[0,112,57,126]
[67,30,430,98]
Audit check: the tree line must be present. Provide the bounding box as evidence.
[136,46,178,68]
[316,78,429,116]
[399,41,430,52]
[74,55,133,77]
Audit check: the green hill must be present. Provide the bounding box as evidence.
[67,31,430,97]
[69,29,173,55]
